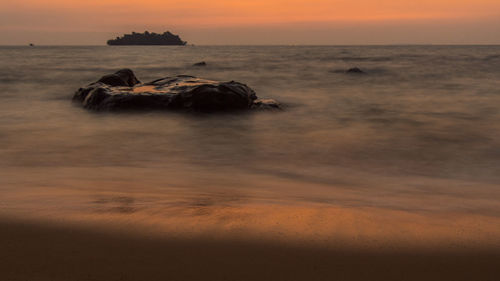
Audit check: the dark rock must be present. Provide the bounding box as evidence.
[193,61,207,67]
[346,67,365,74]
[96,69,141,87]
[73,69,281,112]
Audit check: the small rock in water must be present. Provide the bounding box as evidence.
[193,61,207,67]
[73,69,281,112]
[252,99,282,110]
[346,67,365,74]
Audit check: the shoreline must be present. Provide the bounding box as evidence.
[1,215,499,281]
[2,201,500,281]
[2,199,500,250]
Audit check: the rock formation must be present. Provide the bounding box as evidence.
[346,67,365,74]
[73,69,281,112]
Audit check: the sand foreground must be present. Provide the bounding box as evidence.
[1,203,500,281]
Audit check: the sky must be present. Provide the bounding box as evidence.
[1,0,499,45]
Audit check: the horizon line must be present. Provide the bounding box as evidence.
[2,43,500,47]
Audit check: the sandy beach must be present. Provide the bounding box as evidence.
[2,168,500,281]
[2,202,500,281]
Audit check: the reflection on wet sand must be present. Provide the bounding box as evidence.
[2,167,500,251]
[1,165,500,281]
[1,217,498,281]
[1,196,500,281]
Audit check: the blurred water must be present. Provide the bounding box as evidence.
[1,45,500,217]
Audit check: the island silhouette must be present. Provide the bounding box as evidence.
[107,31,186,45]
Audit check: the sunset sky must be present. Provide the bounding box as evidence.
[1,0,499,44]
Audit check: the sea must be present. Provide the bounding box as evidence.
[1,45,499,234]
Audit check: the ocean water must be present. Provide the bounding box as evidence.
[1,45,500,223]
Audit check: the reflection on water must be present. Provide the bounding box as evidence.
[93,196,137,214]
[0,45,500,226]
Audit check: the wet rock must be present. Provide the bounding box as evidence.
[96,69,141,87]
[73,69,281,112]
[193,61,207,67]
[346,67,365,74]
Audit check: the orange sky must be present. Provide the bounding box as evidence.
[1,0,499,44]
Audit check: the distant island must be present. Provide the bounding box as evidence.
[107,31,187,46]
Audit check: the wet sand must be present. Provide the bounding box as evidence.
[2,168,500,281]
[2,203,500,281]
